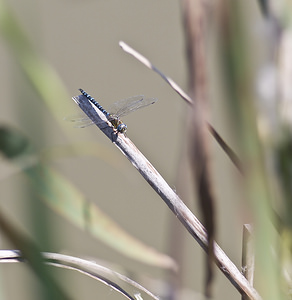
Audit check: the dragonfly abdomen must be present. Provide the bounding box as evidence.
[79,89,109,117]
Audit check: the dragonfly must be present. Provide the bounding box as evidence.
[72,89,157,134]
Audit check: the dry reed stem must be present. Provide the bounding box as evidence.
[72,93,261,300]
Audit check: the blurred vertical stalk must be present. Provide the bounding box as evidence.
[0,1,65,299]
[242,224,255,300]
[216,1,282,299]
[181,0,216,297]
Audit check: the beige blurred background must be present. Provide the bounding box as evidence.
[0,0,247,299]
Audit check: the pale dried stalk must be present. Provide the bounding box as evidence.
[119,41,243,173]
[242,224,255,300]
[0,250,159,300]
[72,93,261,300]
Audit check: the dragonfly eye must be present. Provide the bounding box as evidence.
[117,123,127,133]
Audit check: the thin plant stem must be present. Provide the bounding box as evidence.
[119,41,243,173]
[0,250,159,300]
[72,93,261,300]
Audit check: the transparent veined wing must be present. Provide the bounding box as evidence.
[64,114,102,128]
[108,95,157,118]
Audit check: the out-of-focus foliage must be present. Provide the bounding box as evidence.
[215,1,292,299]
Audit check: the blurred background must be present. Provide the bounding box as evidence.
[1,0,290,299]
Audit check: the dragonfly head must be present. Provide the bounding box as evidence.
[117,123,127,134]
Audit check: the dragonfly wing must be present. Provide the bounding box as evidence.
[108,95,157,118]
[65,114,107,128]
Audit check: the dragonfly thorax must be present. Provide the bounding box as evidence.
[110,117,127,133]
